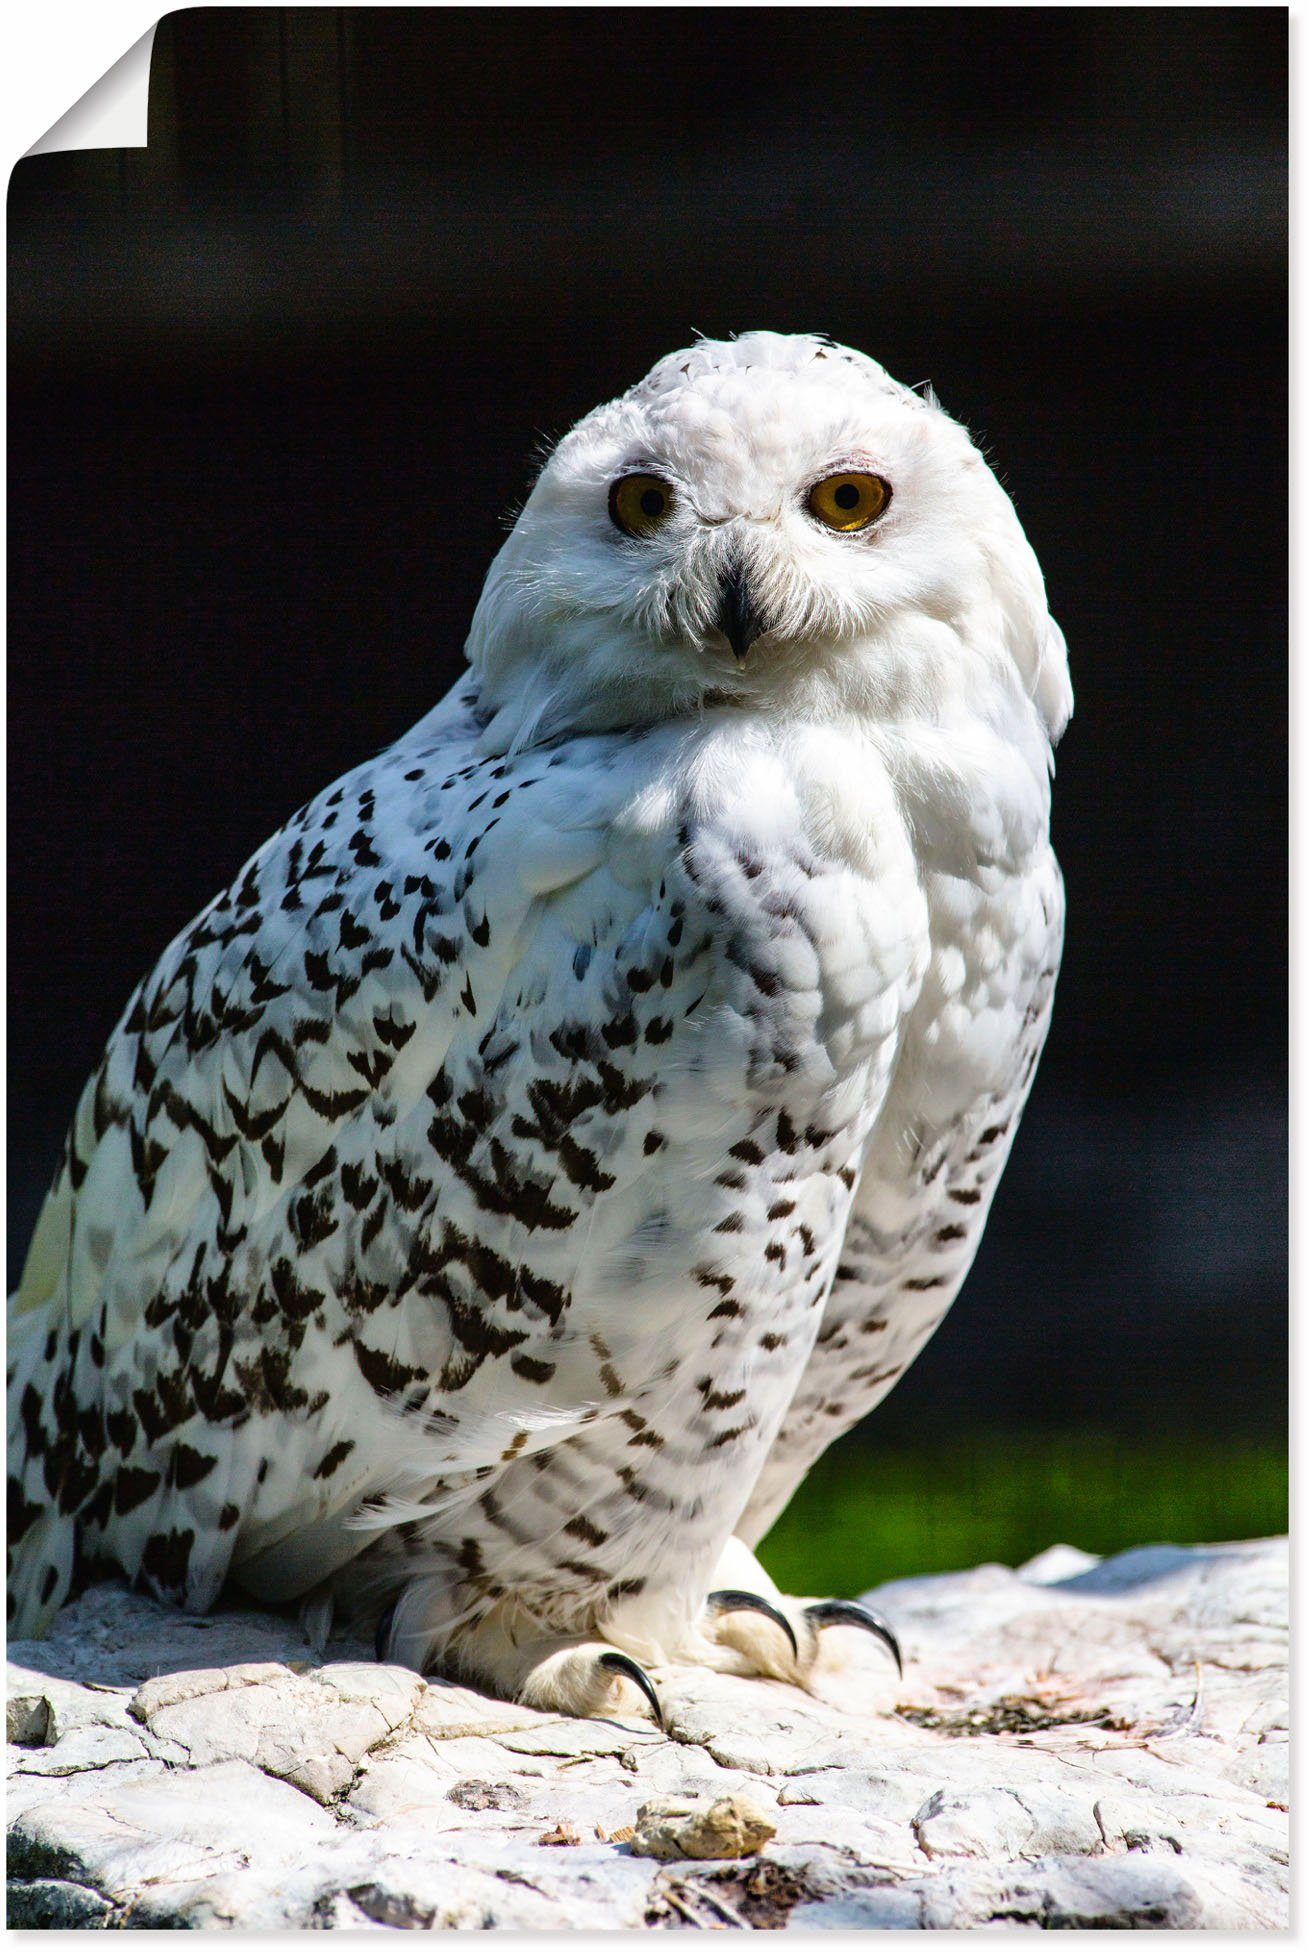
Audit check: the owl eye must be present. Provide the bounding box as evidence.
[609,474,676,538]
[806,471,890,533]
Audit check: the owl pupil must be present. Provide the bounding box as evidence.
[833,483,861,510]
[640,488,664,518]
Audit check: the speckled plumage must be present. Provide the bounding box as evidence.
[9,333,1069,1713]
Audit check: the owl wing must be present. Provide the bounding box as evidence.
[8,679,723,1630]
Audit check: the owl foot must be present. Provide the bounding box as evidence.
[706,1587,799,1660]
[805,1597,902,1675]
[696,1538,902,1692]
[507,1640,667,1725]
[377,1600,666,1726]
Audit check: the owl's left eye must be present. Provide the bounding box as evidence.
[609,474,676,538]
[806,471,891,533]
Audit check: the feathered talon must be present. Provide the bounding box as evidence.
[598,1650,665,1727]
[706,1587,799,1659]
[804,1598,903,1676]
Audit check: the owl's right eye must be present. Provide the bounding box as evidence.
[608,474,676,538]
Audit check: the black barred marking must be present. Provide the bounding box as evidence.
[133,1374,191,1447]
[695,1268,734,1295]
[270,1258,328,1323]
[697,1378,746,1411]
[596,1357,625,1397]
[168,1445,217,1491]
[707,1422,753,1450]
[302,1145,339,1189]
[510,1353,556,1385]
[564,1513,609,1547]
[347,1047,394,1089]
[353,1341,424,1397]
[557,1556,608,1581]
[378,1156,431,1214]
[400,945,444,1002]
[314,1439,356,1480]
[519,1268,568,1325]
[141,1526,196,1596]
[428,1114,579,1233]
[850,1361,906,1388]
[232,1346,313,1417]
[602,1011,638,1050]
[289,1189,340,1251]
[114,1466,162,1515]
[20,1385,48,1458]
[341,1161,380,1209]
[343,1270,392,1316]
[445,1295,529,1360]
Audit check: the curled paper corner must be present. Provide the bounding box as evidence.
[25,23,158,157]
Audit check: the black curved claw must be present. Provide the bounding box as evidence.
[373,1598,398,1663]
[598,1650,665,1728]
[805,1599,903,1677]
[706,1587,800,1660]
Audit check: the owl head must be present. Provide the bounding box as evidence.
[467,332,1070,754]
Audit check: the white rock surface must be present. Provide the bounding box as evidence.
[6,1537,1287,1930]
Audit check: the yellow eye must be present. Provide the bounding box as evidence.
[609,474,676,537]
[806,471,890,533]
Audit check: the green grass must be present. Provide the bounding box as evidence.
[756,1429,1288,1599]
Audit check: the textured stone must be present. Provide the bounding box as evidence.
[5,1536,1287,1929]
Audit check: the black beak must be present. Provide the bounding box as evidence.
[714,558,768,661]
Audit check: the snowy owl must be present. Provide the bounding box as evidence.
[9,332,1071,1722]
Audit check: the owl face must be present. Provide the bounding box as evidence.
[468,333,1069,751]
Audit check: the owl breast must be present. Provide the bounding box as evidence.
[622,715,933,1130]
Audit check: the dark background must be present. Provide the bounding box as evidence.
[9,9,1286,1460]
